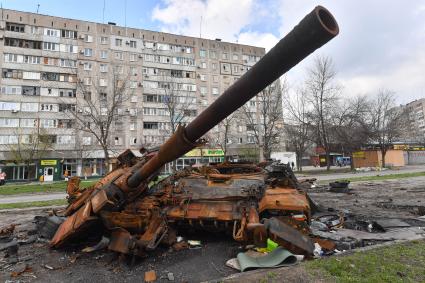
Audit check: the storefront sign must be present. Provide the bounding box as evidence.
[352,151,365,158]
[185,149,224,157]
[40,160,57,166]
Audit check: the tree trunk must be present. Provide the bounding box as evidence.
[326,150,331,171]
[296,153,302,172]
[381,149,386,168]
[103,148,110,174]
[350,152,355,171]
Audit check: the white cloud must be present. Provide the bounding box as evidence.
[151,0,425,104]
[152,0,254,41]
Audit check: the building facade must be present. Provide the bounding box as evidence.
[0,8,272,181]
[399,98,425,142]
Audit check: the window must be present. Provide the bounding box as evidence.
[129,53,137,62]
[20,119,37,128]
[100,108,108,116]
[21,103,38,112]
[212,63,217,70]
[114,65,124,74]
[143,122,158,129]
[30,26,40,34]
[5,38,42,49]
[82,137,92,145]
[0,136,18,145]
[58,104,76,112]
[40,103,58,112]
[130,138,137,145]
[26,55,42,64]
[60,44,78,53]
[115,52,124,60]
[100,50,108,59]
[200,86,207,96]
[200,62,207,69]
[43,42,59,51]
[22,86,39,96]
[200,49,206,57]
[130,96,137,103]
[44,28,60,37]
[100,64,108,72]
[6,22,25,33]
[57,136,75,145]
[100,36,108,44]
[84,77,92,86]
[129,40,137,48]
[40,87,59,96]
[84,34,93,42]
[210,50,217,59]
[99,78,107,87]
[199,74,206,81]
[222,52,229,60]
[113,137,122,146]
[59,89,76,97]
[2,69,22,79]
[1,85,22,95]
[4,53,19,63]
[130,67,137,76]
[61,29,77,38]
[247,136,255,144]
[22,71,40,80]
[0,101,20,111]
[130,81,137,89]
[115,38,122,47]
[213,75,219,83]
[212,87,219,95]
[83,62,92,71]
[40,119,57,128]
[59,59,76,68]
[232,54,239,60]
[129,123,136,131]
[84,48,93,57]
[41,72,59,81]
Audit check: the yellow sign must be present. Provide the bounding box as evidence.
[40,160,57,166]
[185,148,224,157]
[352,151,365,158]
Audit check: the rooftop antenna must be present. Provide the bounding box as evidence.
[199,15,202,38]
[36,3,40,14]
[124,0,127,27]
[102,0,105,24]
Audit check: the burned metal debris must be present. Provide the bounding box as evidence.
[47,5,340,259]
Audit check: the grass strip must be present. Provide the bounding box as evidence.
[306,240,425,282]
[0,199,67,210]
[0,179,99,195]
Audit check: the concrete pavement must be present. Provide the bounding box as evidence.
[0,193,67,204]
[296,164,425,181]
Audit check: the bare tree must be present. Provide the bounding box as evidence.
[305,55,340,170]
[242,80,284,161]
[205,114,235,161]
[333,95,372,169]
[369,89,406,167]
[64,67,133,171]
[8,124,53,180]
[283,88,311,171]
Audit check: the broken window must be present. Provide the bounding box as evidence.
[22,86,40,96]
[143,122,158,130]
[5,38,42,49]
[6,22,25,32]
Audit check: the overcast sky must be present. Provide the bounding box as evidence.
[4,0,425,104]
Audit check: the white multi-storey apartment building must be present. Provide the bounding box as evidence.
[0,9,267,181]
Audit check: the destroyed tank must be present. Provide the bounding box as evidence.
[50,6,339,257]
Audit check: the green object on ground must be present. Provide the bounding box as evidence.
[237,247,298,272]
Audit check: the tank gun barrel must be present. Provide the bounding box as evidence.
[127,5,339,187]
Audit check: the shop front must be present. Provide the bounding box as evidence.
[38,159,61,181]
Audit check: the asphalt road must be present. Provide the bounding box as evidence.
[1,165,425,204]
[0,192,66,204]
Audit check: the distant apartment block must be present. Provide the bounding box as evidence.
[0,9,271,181]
